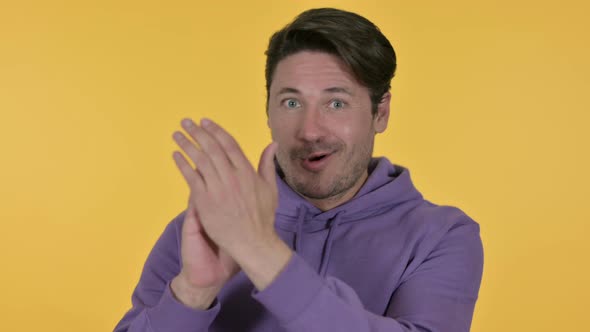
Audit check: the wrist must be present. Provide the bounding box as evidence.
[236,235,293,291]
[170,274,220,310]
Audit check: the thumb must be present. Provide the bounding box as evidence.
[258,141,278,186]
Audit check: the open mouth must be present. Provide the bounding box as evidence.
[308,153,329,162]
[301,152,334,171]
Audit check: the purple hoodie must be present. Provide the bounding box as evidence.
[114,158,484,331]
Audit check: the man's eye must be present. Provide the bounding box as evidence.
[330,100,345,109]
[284,99,300,108]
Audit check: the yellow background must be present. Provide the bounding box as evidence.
[1,0,588,330]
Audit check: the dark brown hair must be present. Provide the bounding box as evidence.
[265,8,397,115]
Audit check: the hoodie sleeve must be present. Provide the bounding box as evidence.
[113,212,221,332]
[252,220,484,332]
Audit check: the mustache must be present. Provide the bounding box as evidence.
[288,141,343,159]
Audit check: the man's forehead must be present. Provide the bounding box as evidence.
[270,51,361,93]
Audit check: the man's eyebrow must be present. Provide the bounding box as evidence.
[276,87,353,95]
[277,87,300,95]
[324,87,353,95]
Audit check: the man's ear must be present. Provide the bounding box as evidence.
[373,92,391,133]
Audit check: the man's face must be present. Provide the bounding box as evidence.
[267,51,390,209]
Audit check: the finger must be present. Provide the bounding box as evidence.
[172,130,202,167]
[258,142,278,189]
[181,118,231,186]
[185,191,203,233]
[200,118,254,173]
[172,150,206,191]
[173,130,218,190]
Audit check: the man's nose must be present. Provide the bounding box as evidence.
[296,106,325,142]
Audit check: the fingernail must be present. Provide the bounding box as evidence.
[181,118,193,128]
[201,118,212,128]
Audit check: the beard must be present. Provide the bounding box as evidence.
[276,135,374,201]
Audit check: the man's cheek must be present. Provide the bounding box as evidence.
[276,149,290,164]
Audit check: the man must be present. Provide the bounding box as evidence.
[115,8,483,332]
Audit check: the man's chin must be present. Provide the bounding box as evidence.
[291,180,336,200]
[282,166,342,199]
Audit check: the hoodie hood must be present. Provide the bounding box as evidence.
[273,157,425,276]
